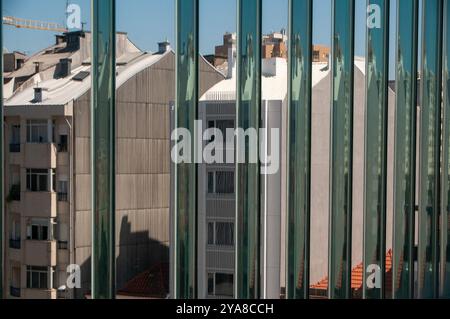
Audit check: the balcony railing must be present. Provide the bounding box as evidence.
[9,143,20,153]
[10,286,21,298]
[9,239,21,250]
[57,192,68,202]
[58,143,68,153]
[58,241,69,250]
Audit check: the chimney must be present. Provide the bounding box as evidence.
[158,40,171,54]
[34,87,43,103]
[59,58,72,77]
[227,44,237,79]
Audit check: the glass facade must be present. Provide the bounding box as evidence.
[441,0,450,299]
[362,0,389,299]
[174,0,199,299]
[286,0,313,299]
[418,0,443,299]
[0,0,3,300]
[91,0,116,299]
[235,0,262,299]
[328,0,355,299]
[392,0,419,299]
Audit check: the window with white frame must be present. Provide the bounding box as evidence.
[207,221,234,247]
[207,119,234,143]
[26,120,49,143]
[27,218,52,241]
[10,219,21,241]
[26,169,55,192]
[207,171,234,194]
[26,266,50,289]
[207,273,234,297]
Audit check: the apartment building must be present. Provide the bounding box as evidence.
[3,31,224,299]
[193,43,398,298]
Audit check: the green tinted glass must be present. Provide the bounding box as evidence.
[417,0,443,299]
[91,0,116,299]
[441,0,450,299]
[286,0,313,299]
[363,0,390,299]
[174,0,199,299]
[328,0,355,299]
[235,0,262,299]
[392,0,419,300]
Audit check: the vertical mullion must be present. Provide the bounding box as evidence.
[235,0,262,299]
[363,0,390,299]
[174,0,199,299]
[441,0,450,299]
[392,0,419,300]
[418,0,443,299]
[91,0,116,299]
[286,0,313,299]
[0,0,3,300]
[328,0,355,299]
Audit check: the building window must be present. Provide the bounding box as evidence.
[207,171,234,194]
[27,219,51,241]
[10,125,21,152]
[58,180,68,201]
[26,120,48,143]
[207,221,234,247]
[26,169,55,192]
[58,135,68,152]
[207,273,234,297]
[207,119,234,142]
[26,266,49,289]
[9,219,21,249]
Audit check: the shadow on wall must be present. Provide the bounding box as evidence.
[77,215,169,298]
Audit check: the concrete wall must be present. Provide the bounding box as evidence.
[73,52,224,297]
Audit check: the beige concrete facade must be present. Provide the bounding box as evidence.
[3,32,224,299]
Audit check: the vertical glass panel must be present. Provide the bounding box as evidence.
[392,0,419,300]
[174,0,198,299]
[236,0,262,299]
[91,0,116,299]
[0,0,3,299]
[418,0,443,299]
[328,0,355,299]
[363,0,389,299]
[286,0,312,299]
[442,0,450,299]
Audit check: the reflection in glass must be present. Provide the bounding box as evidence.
[174,0,198,299]
[418,0,443,299]
[328,0,355,299]
[236,0,262,299]
[286,0,312,299]
[91,0,116,299]
[392,0,418,300]
[363,0,389,299]
[441,0,450,299]
[0,0,3,299]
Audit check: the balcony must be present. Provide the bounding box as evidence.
[9,239,21,250]
[24,240,57,266]
[23,192,57,218]
[24,143,57,168]
[9,143,20,153]
[23,288,57,299]
[10,286,21,298]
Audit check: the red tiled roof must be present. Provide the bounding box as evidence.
[117,263,169,299]
[310,250,393,296]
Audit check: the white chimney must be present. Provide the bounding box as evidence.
[227,44,236,79]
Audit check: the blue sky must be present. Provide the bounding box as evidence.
[3,0,398,78]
